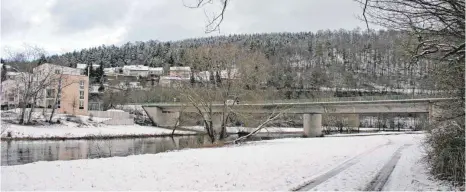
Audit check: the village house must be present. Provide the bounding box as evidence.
[34,63,89,115]
[169,66,191,78]
[1,63,89,115]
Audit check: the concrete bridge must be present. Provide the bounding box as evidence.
[141,96,453,137]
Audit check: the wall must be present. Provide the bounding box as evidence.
[59,75,89,116]
[103,118,134,125]
[88,110,131,119]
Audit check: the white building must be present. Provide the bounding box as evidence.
[169,66,191,78]
[159,76,189,87]
[76,63,100,70]
[122,65,150,77]
[149,67,164,76]
[103,67,122,75]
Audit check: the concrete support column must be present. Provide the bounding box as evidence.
[348,114,360,128]
[428,101,435,124]
[303,113,322,137]
[143,106,180,127]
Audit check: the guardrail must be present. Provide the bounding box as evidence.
[139,94,452,106]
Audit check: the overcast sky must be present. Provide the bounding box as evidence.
[1,0,370,55]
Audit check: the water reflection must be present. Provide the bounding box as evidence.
[1,133,302,166]
[1,136,210,166]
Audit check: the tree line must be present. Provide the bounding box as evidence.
[34,28,440,93]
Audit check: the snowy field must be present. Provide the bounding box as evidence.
[1,134,455,191]
[1,123,194,139]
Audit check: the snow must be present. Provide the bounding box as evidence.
[169,66,191,71]
[1,134,453,191]
[106,109,125,112]
[183,126,416,135]
[76,63,100,70]
[183,126,304,133]
[122,65,149,71]
[382,140,455,191]
[1,123,194,139]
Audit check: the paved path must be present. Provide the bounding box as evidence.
[291,136,416,191]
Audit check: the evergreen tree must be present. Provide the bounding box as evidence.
[83,64,89,76]
[37,54,47,65]
[96,62,105,83]
[1,64,7,82]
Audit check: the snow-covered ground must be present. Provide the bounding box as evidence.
[183,126,414,134]
[1,134,455,191]
[183,126,304,133]
[1,123,194,139]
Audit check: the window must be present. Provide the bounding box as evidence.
[79,80,85,90]
[79,100,84,109]
[46,89,55,98]
[55,70,61,74]
[79,91,85,99]
[46,99,54,108]
[8,93,14,102]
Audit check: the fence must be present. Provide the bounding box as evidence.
[142,93,452,106]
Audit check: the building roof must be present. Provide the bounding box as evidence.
[149,67,163,71]
[169,66,191,71]
[160,76,190,80]
[123,65,149,71]
[0,64,19,72]
[76,63,100,69]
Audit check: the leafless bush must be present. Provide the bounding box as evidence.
[424,120,465,186]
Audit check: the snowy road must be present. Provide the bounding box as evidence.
[1,134,453,191]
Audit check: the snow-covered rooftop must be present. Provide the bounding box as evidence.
[123,65,149,71]
[149,67,163,71]
[76,63,100,69]
[169,66,191,71]
[160,76,190,80]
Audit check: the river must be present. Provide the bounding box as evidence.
[1,133,301,166]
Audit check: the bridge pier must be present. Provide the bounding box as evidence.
[348,114,360,128]
[143,107,180,127]
[303,113,322,137]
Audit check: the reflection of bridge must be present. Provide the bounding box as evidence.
[141,96,454,137]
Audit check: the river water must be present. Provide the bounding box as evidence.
[1,133,301,166]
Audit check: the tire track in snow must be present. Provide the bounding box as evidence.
[291,138,393,191]
[363,144,412,191]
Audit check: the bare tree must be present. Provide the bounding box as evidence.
[176,44,273,143]
[3,45,48,124]
[183,0,229,33]
[357,0,465,186]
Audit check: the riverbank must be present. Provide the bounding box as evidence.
[1,134,455,191]
[1,123,196,140]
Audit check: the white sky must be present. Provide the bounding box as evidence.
[1,0,371,56]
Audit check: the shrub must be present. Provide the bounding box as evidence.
[425,120,465,187]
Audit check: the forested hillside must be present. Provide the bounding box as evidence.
[45,28,438,91]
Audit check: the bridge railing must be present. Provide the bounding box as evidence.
[140,93,450,106]
[256,94,446,104]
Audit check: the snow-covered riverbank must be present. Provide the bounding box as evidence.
[1,134,455,191]
[1,123,195,139]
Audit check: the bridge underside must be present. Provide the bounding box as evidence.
[143,99,439,137]
[153,103,429,114]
